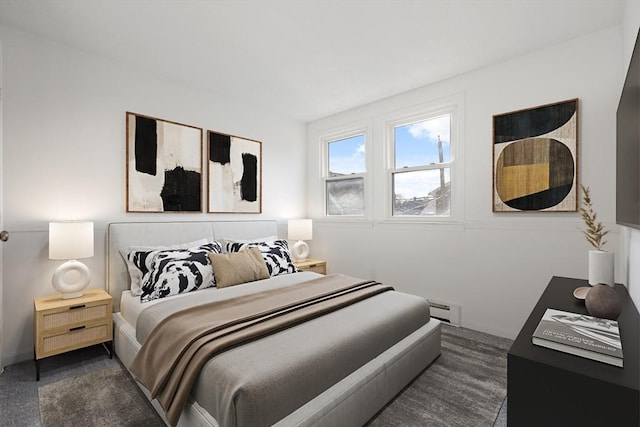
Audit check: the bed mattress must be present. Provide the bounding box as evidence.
[119,272,322,329]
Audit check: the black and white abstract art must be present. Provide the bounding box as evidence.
[126,112,203,212]
[208,130,262,213]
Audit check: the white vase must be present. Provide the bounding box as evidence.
[588,250,614,286]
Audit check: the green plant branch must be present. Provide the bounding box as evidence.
[580,184,609,251]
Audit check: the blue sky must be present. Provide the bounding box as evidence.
[328,134,366,175]
[328,115,451,199]
[395,115,450,168]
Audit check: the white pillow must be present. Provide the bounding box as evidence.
[120,238,208,296]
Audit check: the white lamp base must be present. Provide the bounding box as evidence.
[52,259,91,299]
[291,240,310,262]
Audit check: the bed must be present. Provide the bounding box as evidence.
[107,220,441,427]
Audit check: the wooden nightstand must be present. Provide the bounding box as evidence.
[294,259,327,275]
[34,289,113,381]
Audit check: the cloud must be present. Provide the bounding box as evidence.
[407,115,450,144]
[353,142,365,158]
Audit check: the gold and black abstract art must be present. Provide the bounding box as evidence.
[493,99,578,212]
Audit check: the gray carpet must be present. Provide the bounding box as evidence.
[0,344,120,427]
[38,365,164,427]
[26,324,510,427]
[367,324,512,426]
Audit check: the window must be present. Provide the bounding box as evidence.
[324,133,366,216]
[316,94,463,222]
[389,111,454,218]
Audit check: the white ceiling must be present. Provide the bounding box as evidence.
[0,0,625,122]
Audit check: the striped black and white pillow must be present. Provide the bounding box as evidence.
[225,239,298,277]
[140,242,222,302]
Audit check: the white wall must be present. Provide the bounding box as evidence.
[306,27,622,339]
[0,26,307,365]
[621,0,640,313]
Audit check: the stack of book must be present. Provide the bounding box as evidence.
[532,308,623,367]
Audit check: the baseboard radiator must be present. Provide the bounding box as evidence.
[427,299,461,326]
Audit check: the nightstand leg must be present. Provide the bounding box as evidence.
[34,350,40,382]
[102,341,113,359]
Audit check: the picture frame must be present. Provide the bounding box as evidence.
[492,99,579,212]
[207,130,262,213]
[126,112,203,212]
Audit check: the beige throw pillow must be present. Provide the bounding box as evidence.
[208,247,269,288]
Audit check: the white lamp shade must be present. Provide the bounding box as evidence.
[49,221,94,260]
[288,219,313,241]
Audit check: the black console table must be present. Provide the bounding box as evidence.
[508,276,639,426]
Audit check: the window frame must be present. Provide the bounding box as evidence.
[384,96,464,223]
[321,124,371,219]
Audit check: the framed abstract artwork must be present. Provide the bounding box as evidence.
[207,130,262,213]
[126,112,203,212]
[493,99,578,212]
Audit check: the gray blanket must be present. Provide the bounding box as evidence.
[135,273,431,427]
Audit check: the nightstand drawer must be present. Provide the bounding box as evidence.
[294,259,327,275]
[303,263,326,274]
[40,303,109,332]
[38,320,112,358]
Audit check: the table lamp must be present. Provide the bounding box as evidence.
[49,221,94,299]
[288,219,312,262]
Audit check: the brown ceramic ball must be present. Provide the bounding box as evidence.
[585,284,623,320]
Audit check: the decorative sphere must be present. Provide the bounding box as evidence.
[585,284,623,320]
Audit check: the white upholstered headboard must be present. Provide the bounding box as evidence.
[107,220,279,311]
